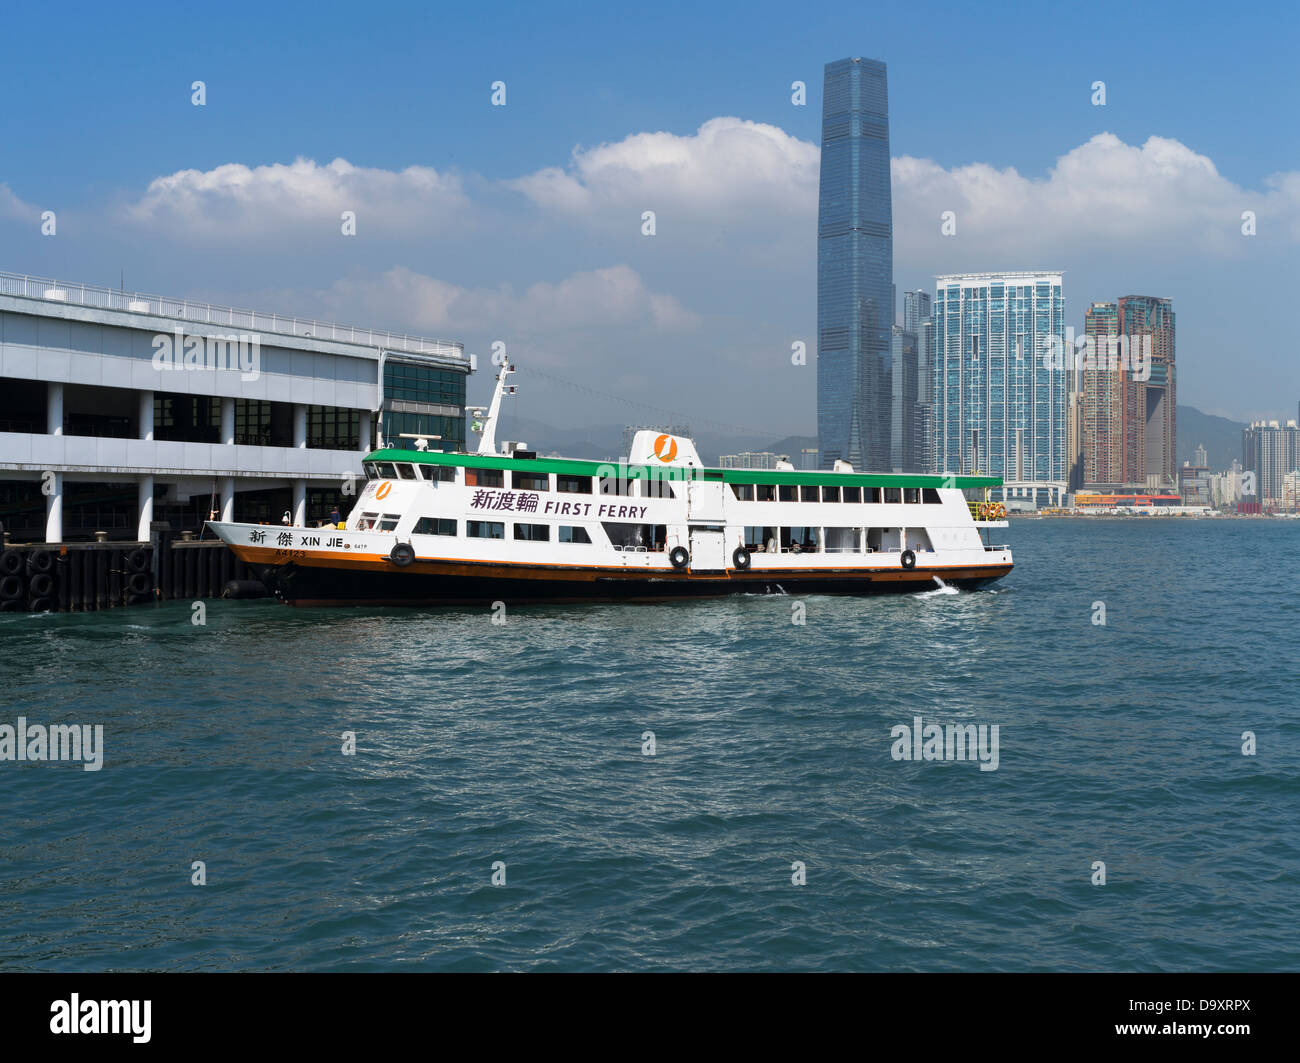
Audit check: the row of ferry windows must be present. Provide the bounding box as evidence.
[362,461,943,505]
[356,512,593,543]
[732,484,941,504]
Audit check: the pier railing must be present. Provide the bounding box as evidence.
[0,270,465,358]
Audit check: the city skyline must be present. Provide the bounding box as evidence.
[0,2,1294,436]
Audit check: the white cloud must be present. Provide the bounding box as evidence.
[0,182,34,221]
[893,133,1300,264]
[123,157,469,239]
[509,116,819,219]
[318,264,698,337]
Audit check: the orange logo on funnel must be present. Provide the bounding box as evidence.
[375,481,393,500]
[653,434,678,463]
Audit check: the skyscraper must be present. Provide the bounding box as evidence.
[1080,296,1176,490]
[1082,301,1123,486]
[931,271,1067,507]
[903,290,931,333]
[1118,295,1176,489]
[817,57,893,471]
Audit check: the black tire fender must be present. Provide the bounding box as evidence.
[669,545,690,570]
[26,551,54,575]
[901,549,917,570]
[389,542,416,567]
[0,550,22,576]
[28,572,54,598]
[732,546,751,571]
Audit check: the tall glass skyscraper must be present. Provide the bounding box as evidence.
[817,57,893,471]
[932,272,1066,506]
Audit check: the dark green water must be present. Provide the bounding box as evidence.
[1,519,1297,970]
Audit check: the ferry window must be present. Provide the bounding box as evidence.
[356,511,379,531]
[432,465,457,483]
[745,526,777,551]
[842,486,861,503]
[780,527,819,552]
[465,468,504,488]
[395,464,416,480]
[884,487,902,504]
[557,474,592,494]
[375,463,397,480]
[598,476,634,497]
[414,517,456,536]
[866,487,883,503]
[922,488,941,504]
[409,464,429,480]
[376,513,401,531]
[602,522,656,549]
[513,471,549,492]
[559,526,591,544]
[779,485,797,502]
[514,522,550,541]
[732,484,755,501]
[904,487,921,504]
[643,477,677,499]
[800,486,819,502]
[822,485,841,503]
[757,484,776,502]
[824,527,859,553]
[363,463,378,479]
[467,520,505,539]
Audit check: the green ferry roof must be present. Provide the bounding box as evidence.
[363,448,1002,490]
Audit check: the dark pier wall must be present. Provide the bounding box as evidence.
[0,532,258,613]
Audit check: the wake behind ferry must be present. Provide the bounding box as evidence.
[208,364,1012,605]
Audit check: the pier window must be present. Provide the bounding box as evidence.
[557,474,592,494]
[512,471,550,492]
[821,486,841,503]
[465,468,504,488]
[414,517,457,536]
[514,522,550,541]
[467,520,505,539]
[884,488,902,504]
[778,485,797,502]
[307,405,360,450]
[731,484,755,501]
[842,486,861,503]
[559,526,591,544]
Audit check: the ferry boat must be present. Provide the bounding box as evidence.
[208,364,1012,605]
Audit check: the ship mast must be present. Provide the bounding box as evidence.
[470,361,516,456]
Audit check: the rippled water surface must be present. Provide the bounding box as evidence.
[2,519,1297,970]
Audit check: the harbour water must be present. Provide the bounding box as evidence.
[2,518,1297,971]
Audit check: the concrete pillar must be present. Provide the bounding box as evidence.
[293,479,307,527]
[137,476,154,542]
[138,390,154,441]
[45,472,63,543]
[47,382,64,435]
[359,410,372,452]
[221,478,235,522]
[294,404,308,449]
[221,397,235,446]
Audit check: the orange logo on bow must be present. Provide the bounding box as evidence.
[653,435,678,462]
[375,481,393,500]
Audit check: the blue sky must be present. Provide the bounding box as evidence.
[2,0,1296,433]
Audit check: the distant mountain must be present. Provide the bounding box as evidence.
[1178,405,1245,472]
